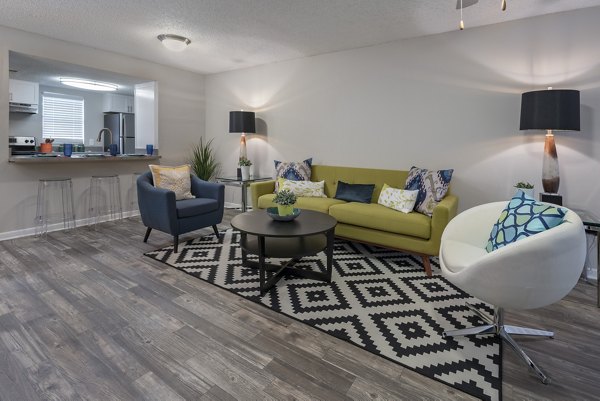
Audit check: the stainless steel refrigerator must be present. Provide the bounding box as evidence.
[103,113,135,154]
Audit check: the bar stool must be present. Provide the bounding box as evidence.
[88,175,123,227]
[129,172,143,212]
[35,177,76,236]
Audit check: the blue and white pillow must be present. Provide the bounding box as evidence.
[274,158,312,192]
[485,190,566,252]
[404,166,453,216]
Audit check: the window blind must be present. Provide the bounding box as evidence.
[42,93,84,142]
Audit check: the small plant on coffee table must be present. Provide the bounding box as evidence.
[273,189,296,205]
[273,189,297,216]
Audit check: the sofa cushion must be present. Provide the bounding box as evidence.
[274,158,312,192]
[280,178,327,198]
[377,183,419,213]
[485,191,566,252]
[404,166,453,216]
[334,181,375,203]
[258,194,346,214]
[149,164,195,200]
[176,198,219,218]
[329,202,431,239]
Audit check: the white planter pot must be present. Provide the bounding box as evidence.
[516,187,535,198]
[241,166,250,181]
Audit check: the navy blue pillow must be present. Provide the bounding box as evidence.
[334,181,375,203]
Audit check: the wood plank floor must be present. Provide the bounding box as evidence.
[0,210,599,400]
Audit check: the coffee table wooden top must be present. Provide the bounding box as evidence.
[230,209,337,237]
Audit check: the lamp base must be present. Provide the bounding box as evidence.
[539,192,562,206]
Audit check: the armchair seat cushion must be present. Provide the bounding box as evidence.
[176,198,219,218]
[439,239,487,274]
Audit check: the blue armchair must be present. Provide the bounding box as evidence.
[137,171,225,252]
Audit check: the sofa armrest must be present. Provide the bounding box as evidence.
[137,178,178,234]
[429,194,459,255]
[191,176,225,204]
[250,180,275,209]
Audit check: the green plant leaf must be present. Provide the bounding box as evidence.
[190,137,220,181]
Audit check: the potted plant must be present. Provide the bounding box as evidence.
[273,189,297,216]
[190,138,220,181]
[514,181,534,198]
[239,157,252,181]
[40,138,54,153]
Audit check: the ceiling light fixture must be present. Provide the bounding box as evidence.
[59,77,118,91]
[157,34,191,51]
[457,0,507,31]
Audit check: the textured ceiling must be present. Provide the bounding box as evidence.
[1,0,600,74]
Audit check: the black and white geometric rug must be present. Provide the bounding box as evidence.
[145,229,501,401]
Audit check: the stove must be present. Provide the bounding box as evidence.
[9,136,38,155]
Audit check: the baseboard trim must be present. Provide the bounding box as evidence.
[0,210,140,241]
[224,202,241,210]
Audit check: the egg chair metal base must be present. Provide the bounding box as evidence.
[443,304,553,384]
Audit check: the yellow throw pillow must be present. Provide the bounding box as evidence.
[149,164,195,200]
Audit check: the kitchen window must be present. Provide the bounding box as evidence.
[42,92,84,143]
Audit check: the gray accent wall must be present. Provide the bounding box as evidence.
[205,7,600,217]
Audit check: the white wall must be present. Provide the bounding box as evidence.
[205,7,600,217]
[0,26,205,237]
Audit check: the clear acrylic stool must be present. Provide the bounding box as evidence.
[129,172,143,212]
[88,175,123,227]
[35,177,76,236]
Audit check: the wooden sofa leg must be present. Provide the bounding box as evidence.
[143,227,152,243]
[173,235,179,253]
[212,225,220,238]
[422,255,432,277]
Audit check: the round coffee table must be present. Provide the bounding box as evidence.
[230,209,337,295]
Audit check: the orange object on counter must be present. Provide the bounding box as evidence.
[40,143,52,153]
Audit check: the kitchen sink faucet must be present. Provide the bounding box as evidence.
[97,128,113,144]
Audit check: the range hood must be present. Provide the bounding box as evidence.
[9,102,38,114]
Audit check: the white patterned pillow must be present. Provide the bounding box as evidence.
[377,183,418,213]
[280,179,327,198]
[404,166,454,216]
[149,164,195,200]
[274,158,312,192]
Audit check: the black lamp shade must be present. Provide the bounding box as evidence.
[229,111,256,133]
[519,89,580,131]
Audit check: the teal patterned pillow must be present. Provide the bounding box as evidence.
[485,190,566,252]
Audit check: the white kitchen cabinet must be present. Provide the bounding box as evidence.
[103,94,134,113]
[9,79,39,105]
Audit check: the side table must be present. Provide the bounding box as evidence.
[216,176,271,212]
[573,209,600,307]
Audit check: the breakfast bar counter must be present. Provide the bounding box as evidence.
[9,154,161,163]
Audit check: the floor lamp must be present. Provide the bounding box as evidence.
[519,88,580,205]
[229,111,256,179]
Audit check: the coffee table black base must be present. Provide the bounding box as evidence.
[239,231,335,296]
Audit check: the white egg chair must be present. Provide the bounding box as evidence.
[439,201,586,384]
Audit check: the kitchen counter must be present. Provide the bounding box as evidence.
[9,153,161,163]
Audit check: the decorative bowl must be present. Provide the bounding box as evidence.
[266,207,301,221]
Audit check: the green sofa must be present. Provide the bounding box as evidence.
[250,165,458,276]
